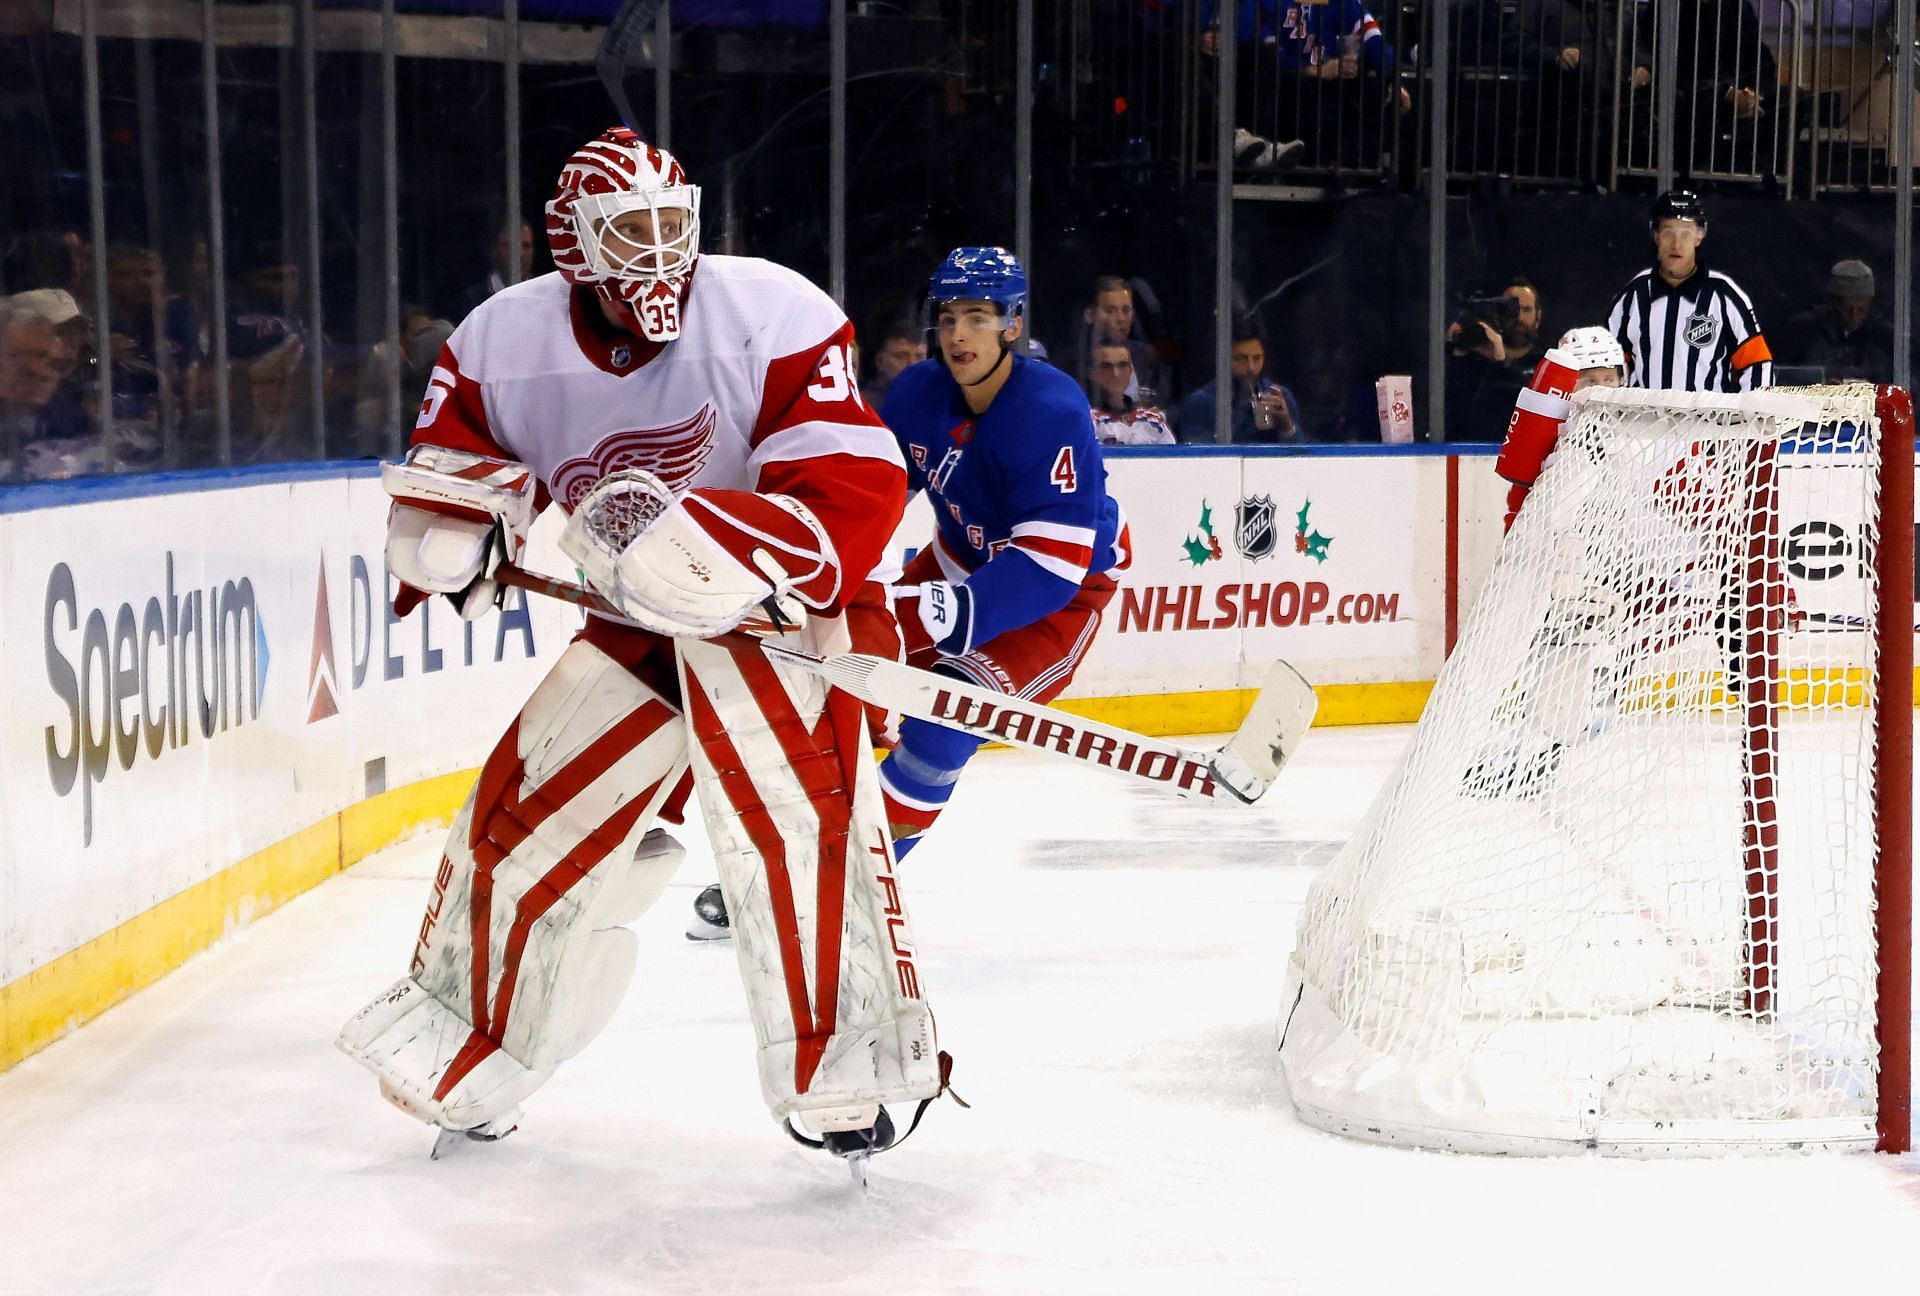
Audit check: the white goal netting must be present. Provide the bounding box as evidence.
[1278,382,1905,1155]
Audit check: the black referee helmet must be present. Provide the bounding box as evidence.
[1648,188,1708,232]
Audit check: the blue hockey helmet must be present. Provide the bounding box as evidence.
[925,246,1028,323]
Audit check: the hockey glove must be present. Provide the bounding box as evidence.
[559,469,805,638]
[382,445,537,621]
[901,580,976,657]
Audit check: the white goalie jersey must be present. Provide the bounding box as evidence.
[409,255,906,613]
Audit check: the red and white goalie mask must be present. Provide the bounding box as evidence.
[547,127,701,342]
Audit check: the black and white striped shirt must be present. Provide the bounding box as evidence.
[1606,262,1773,393]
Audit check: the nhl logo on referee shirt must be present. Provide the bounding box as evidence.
[1234,494,1278,561]
[1684,312,1719,348]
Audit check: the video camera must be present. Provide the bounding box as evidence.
[1450,292,1520,344]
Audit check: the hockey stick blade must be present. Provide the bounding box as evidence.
[596,0,669,133]
[1210,658,1319,804]
[758,642,1317,806]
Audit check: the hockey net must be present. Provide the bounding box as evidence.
[1278,382,1913,1155]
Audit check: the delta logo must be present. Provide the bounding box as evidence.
[305,550,541,726]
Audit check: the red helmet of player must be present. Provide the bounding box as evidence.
[546,127,701,342]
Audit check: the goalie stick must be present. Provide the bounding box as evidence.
[491,562,1318,805]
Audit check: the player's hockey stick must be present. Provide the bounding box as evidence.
[492,562,1317,805]
[758,642,1317,806]
[596,0,670,134]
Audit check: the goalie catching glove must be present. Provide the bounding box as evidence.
[383,445,537,620]
[559,468,821,638]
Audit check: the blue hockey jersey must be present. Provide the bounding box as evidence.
[881,355,1127,649]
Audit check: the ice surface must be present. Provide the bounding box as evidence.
[1,725,1914,1296]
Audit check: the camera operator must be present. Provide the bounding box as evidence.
[1443,287,1529,443]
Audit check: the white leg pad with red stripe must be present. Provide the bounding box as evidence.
[679,621,943,1127]
[337,639,690,1132]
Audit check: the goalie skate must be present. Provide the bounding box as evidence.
[684,883,731,942]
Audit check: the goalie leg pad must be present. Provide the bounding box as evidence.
[337,632,690,1130]
[679,619,944,1125]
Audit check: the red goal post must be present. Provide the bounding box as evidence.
[1871,384,1912,1154]
[1278,381,1913,1156]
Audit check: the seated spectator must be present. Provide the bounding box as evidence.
[104,242,191,458]
[1449,0,1591,174]
[355,303,455,455]
[1176,325,1304,444]
[1087,341,1174,446]
[863,320,925,407]
[459,220,535,319]
[1,295,95,480]
[1055,275,1173,407]
[2,227,90,297]
[1200,0,1411,172]
[1781,259,1893,385]
[1680,0,1779,175]
[9,287,91,400]
[226,243,311,454]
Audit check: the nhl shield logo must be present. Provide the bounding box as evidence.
[1683,313,1718,348]
[1234,494,1278,561]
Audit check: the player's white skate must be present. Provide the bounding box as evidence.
[684,883,730,941]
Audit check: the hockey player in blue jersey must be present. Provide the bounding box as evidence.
[687,247,1130,938]
[873,246,1131,855]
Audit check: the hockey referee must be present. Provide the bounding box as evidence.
[1606,189,1773,393]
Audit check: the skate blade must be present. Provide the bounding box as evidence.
[846,1149,873,1191]
[429,1122,515,1160]
[684,918,733,942]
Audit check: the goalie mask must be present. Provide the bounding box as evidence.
[547,127,701,342]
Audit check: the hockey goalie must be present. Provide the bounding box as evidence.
[336,128,945,1171]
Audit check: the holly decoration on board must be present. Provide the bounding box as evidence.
[1183,501,1226,566]
[1294,499,1333,563]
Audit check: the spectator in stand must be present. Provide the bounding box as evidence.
[9,287,90,401]
[104,242,191,462]
[226,243,314,456]
[355,303,455,455]
[1177,324,1303,443]
[1677,0,1779,174]
[1781,259,1893,384]
[1087,340,1174,445]
[458,220,535,319]
[1449,0,1591,172]
[2,227,90,298]
[863,320,926,407]
[1192,4,1307,171]
[1199,0,1412,171]
[1,295,95,479]
[1055,275,1173,409]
